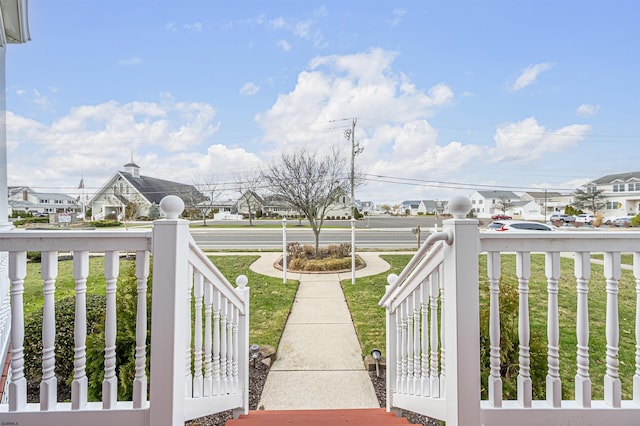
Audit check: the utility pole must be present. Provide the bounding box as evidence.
[344,118,362,219]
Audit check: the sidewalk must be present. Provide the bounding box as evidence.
[249,252,393,410]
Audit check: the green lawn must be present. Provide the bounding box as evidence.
[342,254,639,401]
[206,255,298,348]
[22,255,297,350]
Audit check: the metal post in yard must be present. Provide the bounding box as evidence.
[351,217,356,284]
[282,217,287,284]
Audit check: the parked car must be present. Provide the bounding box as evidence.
[575,214,595,225]
[491,214,512,220]
[489,220,556,232]
[614,216,632,227]
[603,216,619,225]
[549,214,575,223]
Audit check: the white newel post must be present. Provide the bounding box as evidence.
[149,196,189,426]
[233,275,249,418]
[441,196,481,426]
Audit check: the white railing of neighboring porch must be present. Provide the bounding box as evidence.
[380,196,640,426]
[0,195,250,426]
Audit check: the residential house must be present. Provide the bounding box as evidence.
[583,171,640,217]
[401,200,421,215]
[417,199,447,215]
[469,190,519,218]
[88,160,205,220]
[358,200,376,215]
[8,186,80,217]
[521,191,574,219]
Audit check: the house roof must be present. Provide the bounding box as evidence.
[474,190,519,199]
[120,172,205,205]
[522,191,563,199]
[590,171,640,185]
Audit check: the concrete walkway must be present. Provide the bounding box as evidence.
[249,252,394,410]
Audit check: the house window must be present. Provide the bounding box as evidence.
[606,201,621,210]
[613,184,625,192]
[628,183,640,191]
[472,200,476,205]
[479,199,483,204]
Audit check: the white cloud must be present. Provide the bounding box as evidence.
[510,62,554,91]
[119,57,143,66]
[270,17,285,29]
[240,82,260,96]
[184,22,203,32]
[277,39,292,51]
[6,99,222,190]
[490,117,591,162]
[390,8,407,26]
[576,103,600,117]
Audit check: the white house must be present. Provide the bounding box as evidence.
[8,186,80,216]
[584,171,640,218]
[88,160,205,220]
[469,190,519,218]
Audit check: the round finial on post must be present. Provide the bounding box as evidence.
[159,195,185,219]
[236,275,248,288]
[448,195,472,219]
[387,273,398,286]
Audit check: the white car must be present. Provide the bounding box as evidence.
[489,220,556,232]
[575,214,595,225]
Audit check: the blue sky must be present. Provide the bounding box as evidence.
[5,1,639,204]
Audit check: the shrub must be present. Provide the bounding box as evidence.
[287,242,304,259]
[631,214,640,227]
[326,244,351,259]
[90,220,121,228]
[479,279,546,400]
[85,262,153,401]
[24,294,107,402]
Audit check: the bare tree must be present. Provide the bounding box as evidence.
[193,176,224,226]
[261,146,351,256]
[495,196,514,215]
[234,171,263,226]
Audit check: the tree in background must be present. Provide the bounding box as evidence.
[234,171,263,226]
[495,196,514,215]
[261,146,351,256]
[193,176,223,226]
[572,188,605,214]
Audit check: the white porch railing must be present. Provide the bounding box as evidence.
[380,196,640,426]
[0,195,250,426]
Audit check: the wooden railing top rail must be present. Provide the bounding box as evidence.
[480,230,640,253]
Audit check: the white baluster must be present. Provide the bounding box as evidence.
[8,251,27,411]
[400,302,407,394]
[406,296,414,395]
[193,271,204,397]
[413,289,421,396]
[212,288,221,395]
[232,305,239,393]
[185,265,194,397]
[487,251,502,407]
[516,251,532,408]
[438,264,445,397]
[226,300,234,394]
[71,250,89,410]
[220,295,228,394]
[604,251,621,408]
[102,251,119,409]
[545,252,561,407]
[575,252,592,407]
[430,270,440,397]
[634,252,640,404]
[40,251,58,410]
[421,280,430,397]
[133,250,149,408]
[395,301,402,395]
[203,282,213,397]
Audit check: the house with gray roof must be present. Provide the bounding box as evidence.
[88,160,205,220]
[8,186,80,217]
[583,171,640,217]
[469,190,520,218]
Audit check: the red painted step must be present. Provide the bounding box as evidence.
[225,408,420,426]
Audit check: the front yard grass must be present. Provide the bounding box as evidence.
[342,253,639,401]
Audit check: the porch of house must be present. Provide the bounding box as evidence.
[0,195,639,425]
